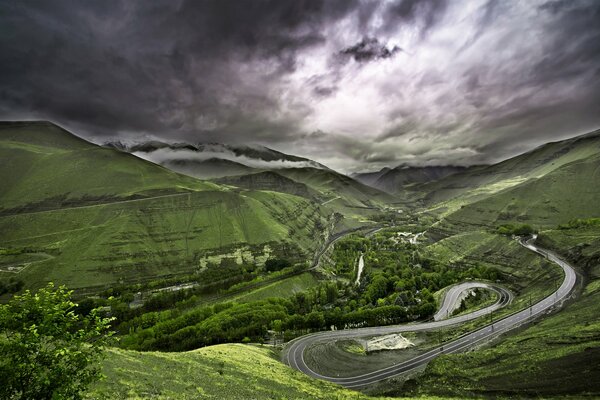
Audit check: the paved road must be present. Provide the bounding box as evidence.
[433,282,505,321]
[283,235,576,388]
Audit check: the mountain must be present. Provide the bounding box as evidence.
[353,165,468,193]
[105,138,396,218]
[275,167,397,211]
[424,128,600,231]
[162,158,255,180]
[350,167,391,187]
[0,122,214,210]
[104,140,328,179]
[0,122,332,290]
[216,171,312,198]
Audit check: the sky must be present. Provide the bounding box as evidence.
[1,0,599,172]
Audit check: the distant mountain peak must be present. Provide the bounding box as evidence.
[102,139,329,179]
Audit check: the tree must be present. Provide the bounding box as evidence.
[265,258,291,272]
[0,283,114,400]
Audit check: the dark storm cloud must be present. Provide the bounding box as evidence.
[340,37,402,62]
[381,0,449,35]
[1,0,599,172]
[0,0,358,140]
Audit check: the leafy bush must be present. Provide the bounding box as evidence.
[265,258,291,272]
[496,223,536,236]
[558,217,600,230]
[0,283,114,400]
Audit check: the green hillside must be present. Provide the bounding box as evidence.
[415,129,600,214]
[215,171,313,198]
[0,122,215,211]
[161,158,255,180]
[275,167,398,217]
[409,224,600,398]
[436,152,600,232]
[0,122,331,291]
[87,344,447,400]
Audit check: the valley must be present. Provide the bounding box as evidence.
[1,122,599,399]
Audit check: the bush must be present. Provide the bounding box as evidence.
[496,224,536,236]
[0,283,114,400]
[264,258,291,272]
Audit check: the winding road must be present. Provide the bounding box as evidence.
[433,281,505,321]
[283,235,577,388]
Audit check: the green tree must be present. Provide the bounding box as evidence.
[0,283,114,400]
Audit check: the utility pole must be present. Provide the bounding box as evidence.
[529,293,532,316]
[490,310,494,332]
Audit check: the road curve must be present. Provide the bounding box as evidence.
[433,282,502,321]
[282,236,576,388]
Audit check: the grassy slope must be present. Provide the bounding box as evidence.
[416,129,600,216]
[437,152,600,232]
[229,272,318,303]
[405,134,600,397]
[424,231,562,306]
[412,227,600,398]
[276,167,398,220]
[87,344,446,400]
[0,122,330,290]
[0,122,214,209]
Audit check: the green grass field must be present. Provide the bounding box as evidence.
[86,344,452,400]
[229,272,319,303]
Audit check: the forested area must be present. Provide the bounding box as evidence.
[106,229,498,352]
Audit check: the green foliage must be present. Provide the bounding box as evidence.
[558,217,600,230]
[86,345,393,400]
[265,258,292,272]
[0,277,24,295]
[496,223,536,236]
[0,283,114,400]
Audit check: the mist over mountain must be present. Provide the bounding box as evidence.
[105,140,328,179]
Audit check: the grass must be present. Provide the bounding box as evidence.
[0,122,333,291]
[0,190,330,291]
[0,122,215,210]
[229,272,319,303]
[86,344,449,400]
[435,152,600,232]
[416,128,600,216]
[404,226,600,398]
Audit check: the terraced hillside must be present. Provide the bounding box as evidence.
[411,129,600,214]
[0,122,331,291]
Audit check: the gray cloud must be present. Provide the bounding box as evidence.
[0,0,599,173]
[340,37,402,62]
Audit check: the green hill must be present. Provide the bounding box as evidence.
[275,167,397,215]
[216,171,313,198]
[161,158,256,180]
[0,121,216,212]
[415,129,600,214]
[410,224,600,398]
[436,152,600,233]
[0,122,331,291]
[354,165,468,194]
[87,344,445,400]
